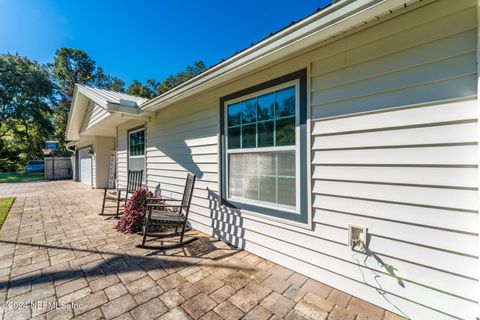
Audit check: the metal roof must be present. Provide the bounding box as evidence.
[76,84,148,109]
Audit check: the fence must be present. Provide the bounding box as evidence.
[44,157,72,180]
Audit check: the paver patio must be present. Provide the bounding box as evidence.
[0,181,401,320]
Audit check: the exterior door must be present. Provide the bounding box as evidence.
[79,148,92,187]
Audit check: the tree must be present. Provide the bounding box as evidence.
[94,67,126,92]
[52,48,126,149]
[0,53,55,170]
[53,48,96,98]
[156,60,206,95]
[127,61,207,99]
[126,80,155,98]
[52,48,97,148]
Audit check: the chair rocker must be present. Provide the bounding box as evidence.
[100,169,143,218]
[140,173,196,249]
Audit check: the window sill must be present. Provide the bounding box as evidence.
[232,205,313,231]
[222,198,312,231]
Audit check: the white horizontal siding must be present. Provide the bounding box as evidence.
[308,0,478,317]
[81,101,110,132]
[94,136,115,188]
[143,1,478,319]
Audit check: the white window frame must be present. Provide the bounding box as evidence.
[128,128,145,159]
[224,79,301,214]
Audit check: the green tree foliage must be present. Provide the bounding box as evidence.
[94,67,126,92]
[127,61,206,98]
[1,46,207,172]
[52,48,126,149]
[0,53,55,171]
[52,48,96,148]
[126,80,155,98]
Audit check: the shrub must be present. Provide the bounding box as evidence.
[0,159,22,172]
[115,188,153,234]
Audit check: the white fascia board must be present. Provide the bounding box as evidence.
[141,0,409,112]
[107,103,153,120]
[119,113,151,121]
[65,87,79,140]
[77,86,108,109]
[106,102,140,114]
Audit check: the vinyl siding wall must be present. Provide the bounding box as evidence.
[94,136,115,188]
[145,1,478,319]
[80,101,110,132]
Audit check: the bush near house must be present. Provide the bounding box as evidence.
[0,197,15,229]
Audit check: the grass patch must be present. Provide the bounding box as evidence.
[0,172,44,183]
[0,197,15,229]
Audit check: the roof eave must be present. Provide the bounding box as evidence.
[106,102,140,114]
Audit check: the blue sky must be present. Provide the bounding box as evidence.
[0,0,331,85]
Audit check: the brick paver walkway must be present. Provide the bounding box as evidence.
[0,181,401,320]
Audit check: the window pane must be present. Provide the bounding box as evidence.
[129,133,136,146]
[243,153,258,175]
[229,154,244,198]
[277,152,295,177]
[276,117,295,146]
[258,153,275,176]
[243,153,258,200]
[227,151,296,208]
[228,103,242,126]
[259,176,276,203]
[228,127,241,149]
[229,175,243,198]
[257,92,274,121]
[244,175,259,201]
[242,124,256,148]
[242,98,257,124]
[278,177,296,206]
[258,121,274,147]
[275,86,295,118]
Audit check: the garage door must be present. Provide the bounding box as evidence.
[79,148,92,187]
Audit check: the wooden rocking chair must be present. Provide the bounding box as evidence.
[140,173,196,248]
[100,169,143,218]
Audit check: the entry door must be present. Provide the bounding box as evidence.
[79,148,92,187]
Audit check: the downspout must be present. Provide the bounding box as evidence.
[476,0,480,315]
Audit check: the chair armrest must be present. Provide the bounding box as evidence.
[147,196,177,201]
[147,204,187,208]
[147,197,182,202]
[147,197,183,202]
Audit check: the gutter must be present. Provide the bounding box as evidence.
[141,0,411,112]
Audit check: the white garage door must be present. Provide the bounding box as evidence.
[79,148,92,187]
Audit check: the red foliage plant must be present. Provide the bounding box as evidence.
[115,188,160,234]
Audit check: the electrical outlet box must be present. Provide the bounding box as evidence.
[348,225,368,252]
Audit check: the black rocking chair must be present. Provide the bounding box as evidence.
[101,169,143,218]
[141,173,196,248]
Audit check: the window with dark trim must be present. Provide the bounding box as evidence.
[220,69,308,223]
[129,129,145,157]
[128,127,145,173]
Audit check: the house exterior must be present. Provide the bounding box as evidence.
[66,84,147,188]
[65,0,480,319]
